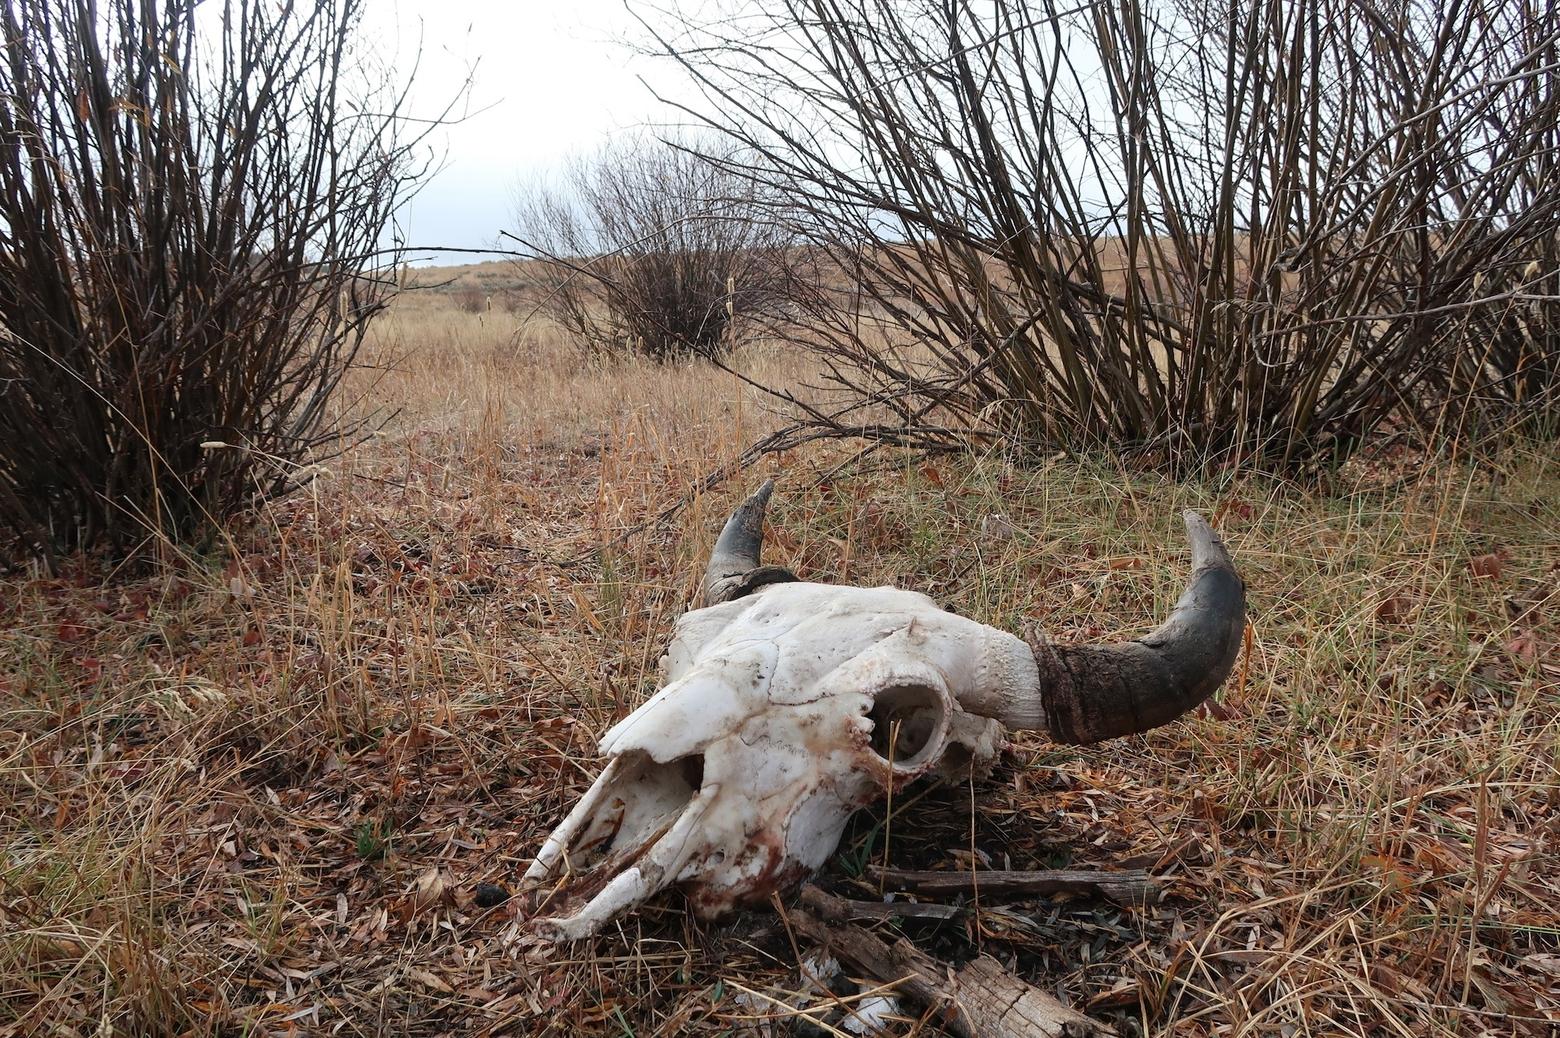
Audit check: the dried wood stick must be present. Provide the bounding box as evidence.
[868,866,1160,904]
[802,891,964,922]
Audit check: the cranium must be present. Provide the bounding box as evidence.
[525,482,1245,940]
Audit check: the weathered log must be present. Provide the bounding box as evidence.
[794,886,1115,1038]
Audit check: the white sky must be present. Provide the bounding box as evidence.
[364,1,684,263]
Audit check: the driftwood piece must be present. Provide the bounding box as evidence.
[795,887,1115,1038]
[868,866,1160,905]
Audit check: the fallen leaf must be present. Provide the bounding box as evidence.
[980,513,1018,542]
[1502,632,1540,663]
[1468,553,1503,580]
[411,868,447,910]
[407,967,453,993]
[1361,853,1413,894]
[1195,697,1240,721]
[1214,500,1254,524]
[1374,593,1414,624]
[1088,978,1143,1009]
[1524,953,1560,977]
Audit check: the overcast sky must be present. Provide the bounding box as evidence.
[365,1,683,263]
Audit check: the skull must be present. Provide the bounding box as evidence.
[524,482,1245,940]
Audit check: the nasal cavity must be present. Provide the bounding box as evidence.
[867,682,948,773]
[679,754,705,791]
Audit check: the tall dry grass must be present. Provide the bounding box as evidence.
[0,287,1555,1035]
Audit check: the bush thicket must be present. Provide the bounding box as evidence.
[512,136,800,361]
[652,0,1560,469]
[0,0,445,566]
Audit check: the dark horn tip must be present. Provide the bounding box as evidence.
[1182,510,1235,573]
[724,479,777,544]
[704,479,796,605]
[1027,509,1247,744]
[743,479,776,521]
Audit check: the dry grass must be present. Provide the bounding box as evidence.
[1,283,1557,1036]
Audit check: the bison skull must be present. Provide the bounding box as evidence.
[525,482,1245,940]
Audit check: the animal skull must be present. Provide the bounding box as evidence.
[525,482,1245,940]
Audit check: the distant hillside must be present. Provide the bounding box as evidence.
[395,258,549,313]
[405,258,541,294]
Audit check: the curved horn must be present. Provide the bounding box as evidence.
[703,480,798,605]
[1000,511,1247,744]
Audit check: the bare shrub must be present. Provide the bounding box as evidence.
[511,136,800,361]
[0,0,451,567]
[649,0,1560,470]
[453,286,490,314]
[1441,227,1560,438]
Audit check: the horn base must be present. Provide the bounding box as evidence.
[704,565,798,607]
[1024,562,1246,744]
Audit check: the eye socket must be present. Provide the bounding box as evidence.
[867,682,949,773]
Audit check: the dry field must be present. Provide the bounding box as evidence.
[2,279,1558,1037]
